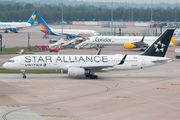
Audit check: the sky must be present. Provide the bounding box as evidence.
[76,0,178,4]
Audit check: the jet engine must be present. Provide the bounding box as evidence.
[10,28,18,33]
[124,43,137,49]
[69,34,76,38]
[171,37,180,46]
[68,67,88,77]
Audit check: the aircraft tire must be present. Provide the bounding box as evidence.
[86,75,90,78]
[94,75,98,79]
[23,75,26,79]
[89,75,98,79]
[90,75,94,79]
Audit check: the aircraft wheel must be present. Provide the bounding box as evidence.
[94,75,98,79]
[89,75,98,79]
[90,75,94,79]
[86,75,90,78]
[23,75,26,79]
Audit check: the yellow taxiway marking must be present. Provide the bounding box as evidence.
[135,98,143,99]
[71,117,81,119]
[173,89,180,91]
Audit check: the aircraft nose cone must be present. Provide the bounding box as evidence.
[3,63,8,69]
[96,33,99,36]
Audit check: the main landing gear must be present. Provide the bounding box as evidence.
[4,30,8,33]
[86,74,98,79]
[21,70,26,79]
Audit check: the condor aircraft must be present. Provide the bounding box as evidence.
[85,29,180,51]
[0,10,37,33]
[3,29,174,79]
[39,17,99,38]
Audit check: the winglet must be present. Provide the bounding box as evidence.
[140,35,145,42]
[118,54,127,65]
[27,10,37,25]
[96,48,101,55]
[39,17,51,33]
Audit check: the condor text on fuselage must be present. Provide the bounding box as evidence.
[94,37,112,42]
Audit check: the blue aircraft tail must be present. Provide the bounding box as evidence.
[27,10,37,25]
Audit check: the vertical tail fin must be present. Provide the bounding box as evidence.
[27,10,37,25]
[141,29,175,57]
[39,17,51,33]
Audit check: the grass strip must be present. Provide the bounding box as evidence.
[0,47,45,54]
[0,68,107,73]
[0,68,61,73]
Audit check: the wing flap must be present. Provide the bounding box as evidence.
[81,64,115,70]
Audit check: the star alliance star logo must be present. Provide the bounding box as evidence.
[154,41,165,52]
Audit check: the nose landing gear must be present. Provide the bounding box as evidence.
[21,70,26,79]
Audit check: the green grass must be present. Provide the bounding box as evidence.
[0,47,45,54]
[0,68,61,73]
[0,68,107,73]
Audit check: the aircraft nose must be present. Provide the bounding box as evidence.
[96,33,99,36]
[3,62,8,69]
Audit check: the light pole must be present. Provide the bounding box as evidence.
[151,0,153,29]
[61,0,63,39]
[111,0,113,36]
[131,0,133,21]
[175,0,177,22]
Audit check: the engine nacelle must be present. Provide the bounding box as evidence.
[10,28,17,32]
[68,67,88,77]
[69,34,76,38]
[124,43,136,49]
[171,37,180,46]
[10,28,18,33]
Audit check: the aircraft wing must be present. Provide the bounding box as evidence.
[82,64,115,70]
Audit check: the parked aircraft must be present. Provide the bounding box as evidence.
[0,11,37,33]
[3,29,174,79]
[39,17,99,38]
[84,29,180,51]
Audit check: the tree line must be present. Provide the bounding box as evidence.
[0,3,179,22]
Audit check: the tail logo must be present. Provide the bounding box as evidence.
[31,15,36,20]
[154,41,165,52]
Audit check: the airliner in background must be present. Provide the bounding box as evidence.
[0,10,37,33]
[3,29,174,79]
[39,17,99,38]
[84,29,180,51]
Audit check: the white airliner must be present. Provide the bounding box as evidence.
[84,29,180,51]
[39,17,99,38]
[3,29,174,79]
[0,11,37,33]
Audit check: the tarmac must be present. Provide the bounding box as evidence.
[0,25,180,120]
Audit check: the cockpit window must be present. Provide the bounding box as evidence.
[7,60,14,62]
